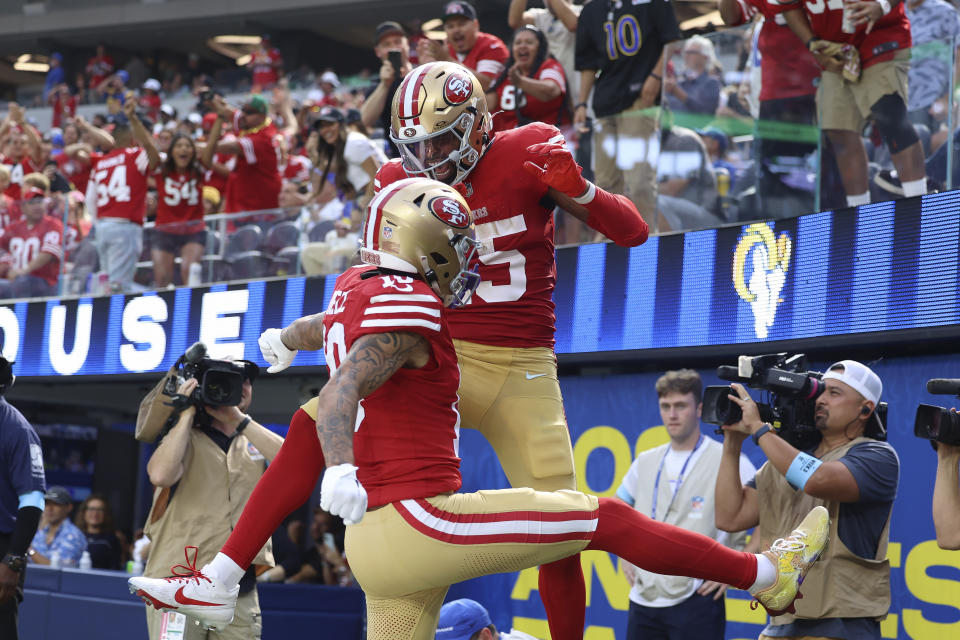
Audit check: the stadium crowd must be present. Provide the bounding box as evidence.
[0,0,957,300]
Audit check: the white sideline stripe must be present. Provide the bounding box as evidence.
[364,305,441,317]
[369,294,438,303]
[360,318,441,331]
[399,499,598,537]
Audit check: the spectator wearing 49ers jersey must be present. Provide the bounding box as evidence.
[487,25,568,132]
[0,186,63,300]
[0,104,45,203]
[87,100,152,293]
[201,94,282,216]
[129,114,205,288]
[419,1,510,92]
[779,0,927,206]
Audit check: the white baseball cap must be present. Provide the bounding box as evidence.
[143,78,162,92]
[320,70,340,87]
[822,360,882,405]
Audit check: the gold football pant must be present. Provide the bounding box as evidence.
[347,488,599,640]
[453,339,576,492]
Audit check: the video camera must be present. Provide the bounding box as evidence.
[163,341,258,408]
[915,379,960,446]
[702,353,887,450]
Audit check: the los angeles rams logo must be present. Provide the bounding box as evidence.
[443,73,472,106]
[733,223,792,340]
[428,196,470,228]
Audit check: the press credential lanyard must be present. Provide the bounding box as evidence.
[651,434,705,520]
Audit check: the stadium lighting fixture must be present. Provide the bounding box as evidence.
[679,10,721,30]
[212,35,262,46]
[235,54,252,67]
[421,18,446,40]
[14,54,49,72]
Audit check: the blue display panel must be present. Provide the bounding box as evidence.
[0,191,957,377]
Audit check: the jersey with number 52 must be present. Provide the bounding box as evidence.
[90,146,150,224]
[375,122,563,348]
[322,265,463,508]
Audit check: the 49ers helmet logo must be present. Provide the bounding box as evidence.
[428,196,471,228]
[443,73,473,106]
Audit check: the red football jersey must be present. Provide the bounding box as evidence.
[204,147,236,199]
[449,31,510,79]
[0,194,20,230]
[0,215,64,286]
[281,154,313,184]
[85,54,115,87]
[225,121,281,214]
[733,0,819,100]
[323,265,462,508]
[1,155,43,203]
[156,169,205,234]
[56,151,102,195]
[375,122,562,348]
[772,0,911,68]
[90,147,150,224]
[249,47,282,87]
[492,58,567,132]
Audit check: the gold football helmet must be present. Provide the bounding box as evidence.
[390,61,491,186]
[360,177,481,308]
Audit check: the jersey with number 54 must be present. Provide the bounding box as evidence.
[322,265,463,508]
[90,146,150,224]
[375,122,564,348]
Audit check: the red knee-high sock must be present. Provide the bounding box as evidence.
[221,408,324,568]
[538,554,585,640]
[586,498,757,590]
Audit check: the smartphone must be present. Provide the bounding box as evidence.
[322,532,336,551]
[198,89,214,104]
[387,50,403,77]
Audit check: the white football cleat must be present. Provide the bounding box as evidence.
[128,546,239,632]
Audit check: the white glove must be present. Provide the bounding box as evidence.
[258,328,297,373]
[320,463,368,525]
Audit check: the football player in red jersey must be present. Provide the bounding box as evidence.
[0,186,63,299]
[129,178,828,640]
[487,25,568,132]
[87,99,152,292]
[130,112,206,288]
[419,1,510,92]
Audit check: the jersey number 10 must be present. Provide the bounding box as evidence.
[603,15,642,60]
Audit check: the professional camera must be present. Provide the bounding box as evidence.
[163,341,258,407]
[702,353,887,449]
[915,379,960,446]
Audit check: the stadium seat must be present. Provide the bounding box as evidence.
[271,246,301,276]
[308,220,336,243]
[262,221,301,256]
[225,225,269,280]
[226,225,263,253]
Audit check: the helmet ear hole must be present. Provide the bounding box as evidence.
[430,252,449,265]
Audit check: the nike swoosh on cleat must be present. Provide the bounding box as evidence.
[174,586,222,607]
[525,372,547,380]
[136,589,177,610]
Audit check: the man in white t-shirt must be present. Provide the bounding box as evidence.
[508,0,582,103]
[615,369,756,640]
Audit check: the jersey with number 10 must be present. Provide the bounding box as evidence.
[375,122,563,348]
[90,147,150,224]
[322,265,462,508]
[574,0,680,118]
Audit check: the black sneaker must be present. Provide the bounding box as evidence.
[873,169,904,196]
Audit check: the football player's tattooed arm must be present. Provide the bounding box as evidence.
[280,312,327,351]
[315,332,430,466]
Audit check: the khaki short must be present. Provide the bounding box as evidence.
[454,339,575,492]
[346,488,598,640]
[817,49,910,132]
[145,587,261,640]
[593,97,659,227]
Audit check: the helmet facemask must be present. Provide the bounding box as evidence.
[421,230,481,308]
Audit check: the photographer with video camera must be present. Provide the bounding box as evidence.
[915,379,960,550]
[137,343,282,640]
[714,359,899,640]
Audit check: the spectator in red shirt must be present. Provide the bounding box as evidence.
[139,79,163,123]
[0,104,45,202]
[56,116,114,195]
[48,84,78,129]
[248,36,284,91]
[0,186,63,299]
[487,25,568,132]
[0,165,18,228]
[87,100,152,292]
[130,118,206,288]
[86,44,115,95]
[201,94,282,216]
[419,1,510,92]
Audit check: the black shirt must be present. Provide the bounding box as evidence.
[575,0,681,118]
[85,531,121,570]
